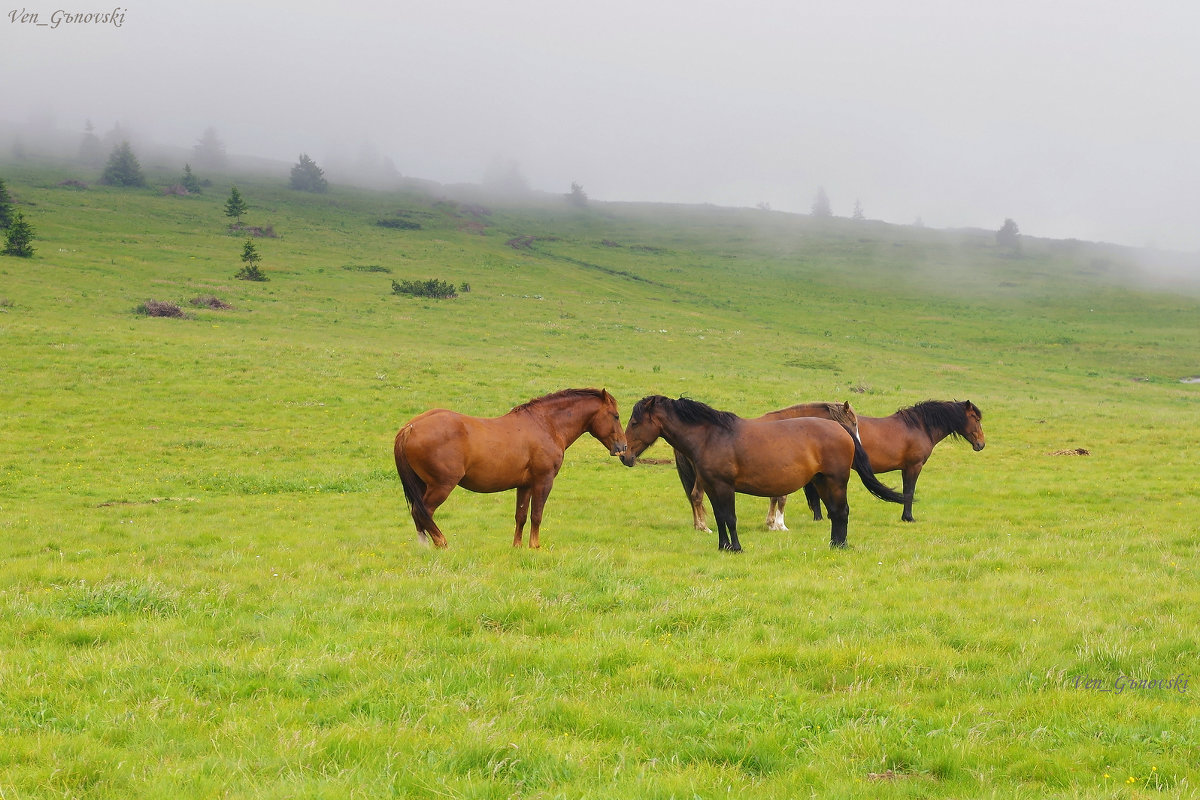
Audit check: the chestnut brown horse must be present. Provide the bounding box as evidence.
[621,396,902,550]
[776,399,985,526]
[394,388,627,548]
[673,401,860,533]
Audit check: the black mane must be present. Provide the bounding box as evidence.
[668,396,740,430]
[894,399,979,439]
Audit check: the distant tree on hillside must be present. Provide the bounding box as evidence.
[811,186,832,218]
[3,212,35,257]
[566,182,588,208]
[180,164,202,194]
[483,157,529,195]
[100,141,147,187]
[290,153,328,193]
[996,218,1022,253]
[193,127,228,169]
[78,120,103,167]
[852,199,864,221]
[224,186,248,224]
[0,177,15,229]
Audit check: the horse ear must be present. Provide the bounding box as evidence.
[843,400,851,412]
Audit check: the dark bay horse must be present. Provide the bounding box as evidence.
[777,399,985,526]
[673,401,860,533]
[621,396,903,550]
[394,388,627,548]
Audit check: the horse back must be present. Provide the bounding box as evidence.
[857,415,933,473]
[399,409,556,492]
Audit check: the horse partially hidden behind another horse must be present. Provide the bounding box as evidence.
[774,399,985,527]
[674,401,860,533]
[622,396,903,550]
[394,388,627,549]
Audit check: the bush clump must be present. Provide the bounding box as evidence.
[377,218,422,231]
[189,295,232,310]
[136,300,187,318]
[392,278,458,299]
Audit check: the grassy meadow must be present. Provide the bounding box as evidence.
[1,157,1198,798]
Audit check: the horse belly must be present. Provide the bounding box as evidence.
[731,449,818,497]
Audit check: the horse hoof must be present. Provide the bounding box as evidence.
[830,541,851,550]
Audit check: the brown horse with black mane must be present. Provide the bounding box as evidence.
[777,399,985,526]
[622,396,903,550]
[394,388,627,549]
[674,401,860,533]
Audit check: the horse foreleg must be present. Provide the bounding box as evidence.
[900,466,921,522]
[691,484,711,533]
[527,481,554,549]
[803,482,823,521]
[513,487,532,547]
[766,496,788,531]
[708,487,742,552]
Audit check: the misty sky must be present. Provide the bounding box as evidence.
[5,0,1200,251]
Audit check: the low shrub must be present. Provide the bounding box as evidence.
[343,264,392,273]
[392,278,458,299]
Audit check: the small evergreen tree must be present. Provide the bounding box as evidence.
[290,153,328,193]
[224,186,248,224]
[2,212,35,257]
[180,164,202,194]
[79,120,103,167]
[193,127,228,169]
[100,141,147,187]
[235,239,267,281]
[0,177,15,229]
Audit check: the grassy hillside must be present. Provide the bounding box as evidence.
[1,158,1198,798]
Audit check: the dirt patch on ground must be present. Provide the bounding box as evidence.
[1050,448,1090,456]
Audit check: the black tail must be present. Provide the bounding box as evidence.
[851,437,904,504]
[394,427,435,538]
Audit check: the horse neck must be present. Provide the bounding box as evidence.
[903,411,956,446]
[657,411,722,459]
[527,396,599,447]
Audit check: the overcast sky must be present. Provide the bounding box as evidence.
[5,0,1200,250]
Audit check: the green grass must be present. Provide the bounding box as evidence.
[1,157,1198,798]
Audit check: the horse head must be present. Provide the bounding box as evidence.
[832,400,860,443]
[591,389,628,457]
[620,395,669,466]
[961,401,986,451]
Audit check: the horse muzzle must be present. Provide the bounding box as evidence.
[619,452,637,467]
[972,441,986,451]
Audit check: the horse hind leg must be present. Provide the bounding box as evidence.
[513,487,532,548]
[418,483,454,548]
[766,496,788,531]
[812,475,849,548]
[804,482,823,521]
